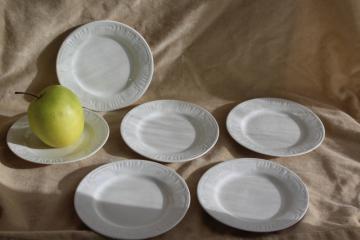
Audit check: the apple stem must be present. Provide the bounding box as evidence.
[15,91,40,99]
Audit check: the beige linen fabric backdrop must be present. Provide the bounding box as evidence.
[0,0,359,239]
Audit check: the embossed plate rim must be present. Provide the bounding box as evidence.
[197,158,309,232]
[74,159,191,239]
[120,99,219,163]
[226,97,325,157]
[6,109,109,164]
[56,20,154,111]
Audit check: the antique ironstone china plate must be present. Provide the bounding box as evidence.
[74,159,190,239]
[121,100,219,162]
[197,158,309,232]
[226,98,325,157]
[6,109,109,164]
[57,20,154,111]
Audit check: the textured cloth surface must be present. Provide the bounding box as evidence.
[0,0,359,239]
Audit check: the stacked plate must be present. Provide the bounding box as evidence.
[6,20,326,239]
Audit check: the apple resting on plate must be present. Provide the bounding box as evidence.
[17,85,84,148]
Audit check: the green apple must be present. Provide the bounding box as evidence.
[26,85,84,148]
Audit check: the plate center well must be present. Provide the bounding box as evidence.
[217,174,284,221]
[138,113,197,154]
[95,175,166,227]
[243,111,304,149]
[73,36,131,96]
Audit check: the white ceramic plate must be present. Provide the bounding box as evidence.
[57,20,154,111]
[75,159,190,239]
[6,109,109,164]
[226,98,325,157]
[197,158,309,232]
[121,100,219,162]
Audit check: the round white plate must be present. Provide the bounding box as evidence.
[197,158,309,232]
[57,20,154,111]
[75,159,190,239]
[226,98,325,157]
[6,109,109,164]
[121,100,219,162]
